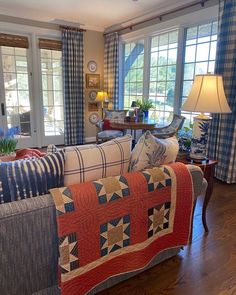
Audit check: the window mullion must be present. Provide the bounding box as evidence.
[118,42,124,109]
[143,36,150,101]
[174,26,185,115]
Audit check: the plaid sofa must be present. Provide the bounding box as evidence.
[0,165,206,295]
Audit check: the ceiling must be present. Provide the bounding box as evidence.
[0,0,196,31]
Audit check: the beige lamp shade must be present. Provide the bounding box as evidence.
[95,91,109,102]
[182,74,231,113]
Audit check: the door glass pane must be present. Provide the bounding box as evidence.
[1,46,31,137]
[40,48,64,136]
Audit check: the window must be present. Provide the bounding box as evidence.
[181,21,218,125]
[120,19,218,127]
[149,30,178,124]
[122,39,144,109]
[40,39,64,137]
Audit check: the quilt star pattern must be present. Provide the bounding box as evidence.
[50,162,194,295]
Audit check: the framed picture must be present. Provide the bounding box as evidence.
[86,74,100,89]
[88,102,99,112]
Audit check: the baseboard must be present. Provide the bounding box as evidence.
[85,137,96,143]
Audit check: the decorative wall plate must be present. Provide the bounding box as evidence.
[89,90,97,101]
[87,60,97,73]
[89,113,99,124]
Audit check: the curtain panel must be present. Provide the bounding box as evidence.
[104,32,119,109]
[62,28,84,145]
[208,0,236,183]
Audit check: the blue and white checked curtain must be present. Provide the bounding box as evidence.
[104,32,119,109]
[208,0,236,183]
[62,28,84,145]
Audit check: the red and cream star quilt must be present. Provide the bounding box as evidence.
[50,162,194,295]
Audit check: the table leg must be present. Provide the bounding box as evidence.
[132,130,137,149]
[202,165,215,232]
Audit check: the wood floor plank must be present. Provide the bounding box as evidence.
[98,180,236,295]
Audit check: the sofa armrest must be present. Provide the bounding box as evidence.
[186,164,207,200]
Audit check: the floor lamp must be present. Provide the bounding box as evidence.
[182,74,231,161]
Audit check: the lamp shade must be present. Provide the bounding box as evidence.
[182,74,231,113]
[95,91,108,102]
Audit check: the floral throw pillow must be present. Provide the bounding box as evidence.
[129,131,179,172]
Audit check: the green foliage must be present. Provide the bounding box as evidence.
[0,138,18,155]
[136,99,154,111]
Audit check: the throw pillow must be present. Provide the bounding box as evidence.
[0,151,65,204]
[104,110,127,121]
[64,135,132,185]
[129,131,179,172]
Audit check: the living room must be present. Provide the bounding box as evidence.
[0,0,236,294]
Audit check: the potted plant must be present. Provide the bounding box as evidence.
[0,127,19,161]
[177,125,193,158]
[136,99,154,119]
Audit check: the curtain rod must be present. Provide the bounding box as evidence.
[104,0,211,35]
[59,25,86,32]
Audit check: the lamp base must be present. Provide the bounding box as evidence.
[190,115,211,160]
[187,155,209,164]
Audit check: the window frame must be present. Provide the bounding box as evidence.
[119,6,218,126]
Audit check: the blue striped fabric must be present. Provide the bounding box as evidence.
[0,151,65,203]
[62,28,84,145]
[207,0,236,183]
[104,32,119,109]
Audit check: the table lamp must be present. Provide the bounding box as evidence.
[95,91,109,117]
[182,74,231,161]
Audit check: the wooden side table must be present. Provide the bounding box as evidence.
[177,156,218,232]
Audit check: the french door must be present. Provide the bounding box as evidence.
[0,42,37,148]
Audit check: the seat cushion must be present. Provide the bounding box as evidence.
[0,151,65,203]
[97,130,123,139]
[64,135,132,185]
[129,131,179,172]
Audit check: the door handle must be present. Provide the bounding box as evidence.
[1,103,5,116]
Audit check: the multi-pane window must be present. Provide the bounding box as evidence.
[149,30,178,124]
[123,39,144,109]
[181,21,218,125]
[1,45,31,137]
[40,48,64,136]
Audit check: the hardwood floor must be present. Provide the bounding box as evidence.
[99,180,236,295]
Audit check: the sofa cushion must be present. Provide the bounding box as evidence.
[0,151,65,204]
[129,131,179,172]
[64,135,132,185]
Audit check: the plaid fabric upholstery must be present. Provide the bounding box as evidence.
[207,0,236,183]
[64,135,132,185]
[104,32,119,109]
[62,28,84,145]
